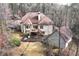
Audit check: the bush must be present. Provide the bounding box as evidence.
[10,36,21,47]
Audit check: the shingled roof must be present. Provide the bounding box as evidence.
[21,12,53,25]
[59,26,73,48]
[42,26,73,48]
[55,26,73,42]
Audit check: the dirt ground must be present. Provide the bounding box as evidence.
[0,42,47,56]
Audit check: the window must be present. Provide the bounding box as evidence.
[25,25,30,29]
[33,16,38,19]
[26,26,28,28]
[33,25,38,29]
[40,25,43,29]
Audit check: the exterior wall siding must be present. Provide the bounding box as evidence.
[42,25,53,35]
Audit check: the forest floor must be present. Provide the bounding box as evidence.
[0,32,58,56]
[0,32,79,56]
[9,42,46,56]
[0,32,47,56]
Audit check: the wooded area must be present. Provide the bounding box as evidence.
[0,3,79,56]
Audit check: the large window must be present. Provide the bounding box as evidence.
[25,25,30,29]
[40,25,43,29]
[33,25,38,29]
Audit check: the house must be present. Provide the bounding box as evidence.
[45,26,73,48]
[20,12,54,36]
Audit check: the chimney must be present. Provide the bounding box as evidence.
[38,12,41,21]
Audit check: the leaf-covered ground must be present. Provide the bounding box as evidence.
[0,32,79,56]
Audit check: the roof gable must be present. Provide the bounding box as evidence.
[21,12,53,25]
